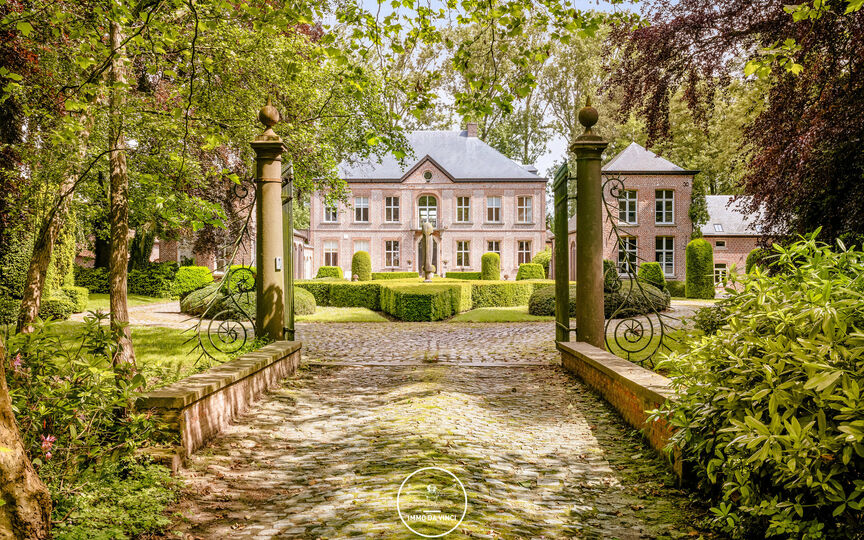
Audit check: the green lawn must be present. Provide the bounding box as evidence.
[297,306,389,323]
[448,306,553,323]
[86,293,172,311]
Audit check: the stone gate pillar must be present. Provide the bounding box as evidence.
[251,99,285,340]
[282,163,295,341]
[570,99,608,348]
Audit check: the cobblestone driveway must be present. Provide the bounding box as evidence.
[167,324,706,539]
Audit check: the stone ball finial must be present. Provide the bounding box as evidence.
[578,96,599,131]
[258,97,280,128]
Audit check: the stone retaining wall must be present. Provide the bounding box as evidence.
[557,341,682,478]
[137,341,302,465]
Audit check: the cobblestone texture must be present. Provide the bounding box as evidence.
[164,325,707,539]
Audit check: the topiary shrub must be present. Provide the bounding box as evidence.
[656,235,864,538]
[685,238,715,299]
[316,266,343,279]
[171,266,214,299]
[527,280,669,318]
[61,285,89,313]
[226,265,256,293]
[39,294,74,321]
[480,252,500,280]
[379,284,462,321]
[329,282,381,310]
[179,282,223,316]
[516,263,545,280]
[666,280,686,298]
[211,286,316,321]
[745,247,767,273]
[0,297,21,326]
[445,271,481,280]
[293,287,316,316]
[603,259,620,292]
[637,261,666,291]
[371,272,419,280]
[471,281,535,307]
[351,251,372,281]
[531,248,551,278]
[74,265,109,294]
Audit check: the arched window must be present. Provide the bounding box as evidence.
[418,195,438,227]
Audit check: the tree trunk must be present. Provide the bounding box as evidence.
[108,21,136,373]
[93,172,111,269]
[0,340,52,539]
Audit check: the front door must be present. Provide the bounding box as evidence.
[417,238,439,275]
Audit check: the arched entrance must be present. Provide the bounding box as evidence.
[416,237,439,275]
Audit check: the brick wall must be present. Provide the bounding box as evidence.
[706,235,759,274]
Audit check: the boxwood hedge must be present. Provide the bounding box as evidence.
[685,238,715,299]
[39,294,74,321]
[444,271,481,280]
[371,272,419,280]
[516,263,545,280]
[316,266,343,279]
[379,284,463,321]
[637,261,666,291]
[480,252,500,280]
[351,251,371,281]
[528,280,669,318]
[171,266,214,299]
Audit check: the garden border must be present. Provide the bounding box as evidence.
[557,341,683,478]
[137,341,301,470]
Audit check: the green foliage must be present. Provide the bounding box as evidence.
[293,287,316,316]
[295,281,333,306]
[226,265,256,294]
[0,296,21,325]
[351,251,371,281]
[127,262,179,298]
[603,259,621,293]
[691,304,729,336]
[127,230,155,270]
[481,252,501,280]
[657,235,864,538]
[371,272,419,280]
[51,459,180,540]
[745,247,766,273]
[61,286,89,313]
[46,222,77,293]
[516,263,545,280]
[666,280,686,297]
[637,261,666,291]
[74,266,109,294]
[316,266,344,279]
[379,284,463,321]
[170,266,214,300]
[329,282,381,310]
[685,238,715,299]
[39,295,74,321]
[0,231,34,297]
[531,248,551,277]
[527,280,669,318]
[179,282,222,316]
[445,271,482,280]
[471,281,537,308]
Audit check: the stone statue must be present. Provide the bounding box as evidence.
[422,220,435,282]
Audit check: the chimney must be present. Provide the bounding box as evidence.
[466,122,478,138]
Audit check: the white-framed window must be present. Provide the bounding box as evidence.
[354,240,370,256]
[385,196,400,222]
[486,196,502,222]
[487,240,500,255]
[418,195,438,227]
[655,190,674,224]
[323,240,338,267]
[456,241,470,267]
[715,240,727,249]
[516,195,533,223]
[618,190,637,224]
[617,236,638,273]
[385,240,400,267]
[517,240,532,265]
[456,196,471,223]
[354,196,369,222]
[714,263,728,285]
[324,205,338,223]
[655,236,674,276]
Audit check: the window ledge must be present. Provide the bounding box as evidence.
[484,221,504,226]
[655,223,677,227]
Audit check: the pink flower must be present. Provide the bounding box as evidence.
[45,452,52,460]
[40,434,56,453]
[11,354,22,370]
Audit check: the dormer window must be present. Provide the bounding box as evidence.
[714,224,723,232]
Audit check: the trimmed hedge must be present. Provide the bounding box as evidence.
[351,251,371,281]
[445,272,481,280]
[379,284,463,321]
[293,287,316,316]
[0,297,21,325]
[74,266,109,294]
[330,282,381,310]
[745,247,765,273]
[480,252,500,280]
[471,281,535,308]
[316,266,343,279]
[666,280,686,298]
[61,286,89,313]
[180,283,316,318]
[372,272,419,280]
[296,281,333,306]
[171,266,213,299]
[39,295,74,321]
[685,239,715,299]
[179,283,222,316]
[531,248,551,278]
[603,259,620,292]
[227,265,256,293]
[528,280,670,318]
[637,262,666,291]
[516,263,545,280]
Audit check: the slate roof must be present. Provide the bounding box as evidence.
[702,195,762,236]
[338,130,544,182]
[602,142,697,175]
